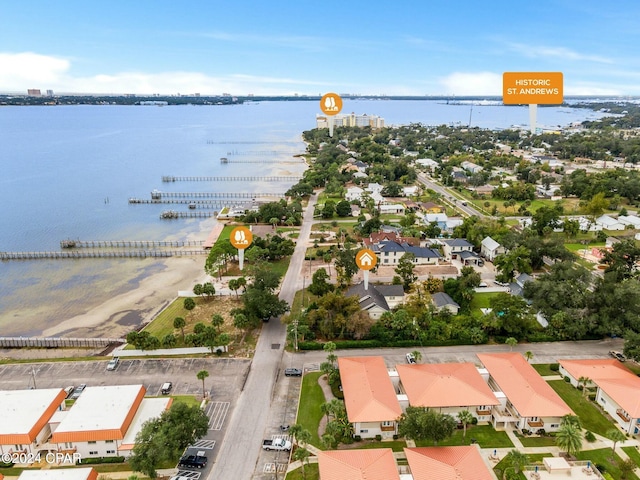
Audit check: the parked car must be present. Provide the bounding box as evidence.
[161,382,173,394]
[284,368,302,377]
[609,350,626,362]
[478,282,488,288]
[262,438,292,451]
[106,357,119,371]
[406,352,416,364]
[70,384,87,400]
[64,385,75,398]
[178,453,207,469]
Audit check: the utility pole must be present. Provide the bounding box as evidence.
[30,366,37,389]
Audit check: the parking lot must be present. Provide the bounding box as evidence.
[0,356,250,470]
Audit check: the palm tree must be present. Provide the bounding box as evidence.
[228,278,240,299]
[503,450,528,479]
[524,351,533,363]
[288,424,302,442]
[457,410,474,438]
[556,423,583,457]
[505,337,517,351]
[411,350,422,363]
[173,316,186,342]
[292,447,310,479]
[297,429,312,448]
[606,428,626,456]
[578,376,591,397]
[196,369,209,398]
[320,402,333,424]
[561,414,582,429]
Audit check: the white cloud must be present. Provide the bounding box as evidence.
[439,72,502,96]
[507,43,613,64]
[0,51,326,95]
[0,52,70,87]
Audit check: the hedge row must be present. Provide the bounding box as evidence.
[79,456,125,465]
[297,338,475,351]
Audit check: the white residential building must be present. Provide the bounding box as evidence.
[0,389,67,455]
[50,385,171,458]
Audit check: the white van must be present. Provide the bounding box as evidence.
[161,382,173,395]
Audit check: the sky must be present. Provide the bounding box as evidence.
[1,0,640,96]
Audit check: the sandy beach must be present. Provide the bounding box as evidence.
[41,256,208,339]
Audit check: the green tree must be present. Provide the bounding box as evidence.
[129,403,209,478]
[233,313,252,344]
[183,297,196,312]
[494,245,532,283]
[457,409,474,438]
[524,351,533,363]
[395,253,417,291]
[307,267,334,296]
[397,407,456,445]
[228,278,240,299]
[193,283,204,297]
[211,314,224,333]
[173,317,186,342]
[606,428,626,456]
[411,350,422,363]
[556,422,583,457]
[335,200,352,217]
[623,330,640,362]
[196,370,209,398]
[578,376,591,397]
[584,192,609,219]
[505,337,517,351]
[502,450,528,480]
[292,447,311,479]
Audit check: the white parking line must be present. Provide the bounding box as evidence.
[263,463,287,473]
[191,440,216,450]
[207,401,230,430]
[176,471,201,479]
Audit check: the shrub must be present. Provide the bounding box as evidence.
[471,417,478,425]
[585,431,596,442]
[78,456,125,465]
[0,461,14,468]
[393,434,399,440]
[536,429,546,436]
[521,429,531,436]
[375,435,382,441]
[564,376,571,382]
[549,363,560,371]
[354,435,362,442]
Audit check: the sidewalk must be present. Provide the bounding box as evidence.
[111,345,211,356]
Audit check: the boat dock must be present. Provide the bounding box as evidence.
[0,250,207,261]
[150,191,284,199]
[160,210,218,219]
[161,175,301,182]
[128,198,252,206]
[60,239,204,249]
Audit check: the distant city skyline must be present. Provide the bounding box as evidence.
[1,0,639,96]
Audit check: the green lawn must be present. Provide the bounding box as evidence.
[470,292,501,310]
[493,452,554,480]
[622,446,640,468]
[515,433,557,447]
[531,364,559,377]
[415,425,513,448]
[345,440,407,452]
[297,372,326,448]
[168,394,200,407]
[576,448,640,480]
[548,380,615,436]
[142,296,191,339]
[285,463,319,480]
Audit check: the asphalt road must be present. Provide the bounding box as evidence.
[417,173,486,217]
[209,193,318,480]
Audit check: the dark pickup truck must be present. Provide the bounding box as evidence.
[178,454,208,469]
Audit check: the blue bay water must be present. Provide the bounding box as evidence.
[0,100,604,336]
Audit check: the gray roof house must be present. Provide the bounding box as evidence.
[431,292,460,315]
[377,241,441,266]
[440,238,474,260]
[345,282,405,319]
[509,273,533,297]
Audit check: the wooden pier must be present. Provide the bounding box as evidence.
[0,250,208,261]
[220,158,303,164]
[207,140,301,145]
[128,197,252,206]
[160,210,218,219]
[150,191,284,199]
[61,239,205,249]
[161,175,302,182]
